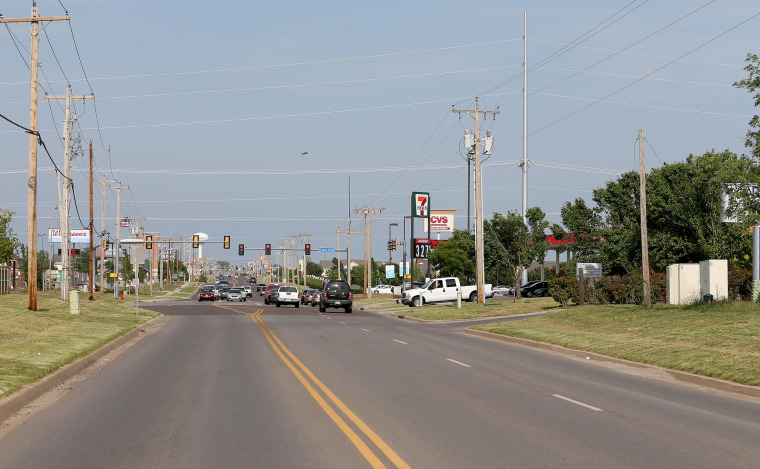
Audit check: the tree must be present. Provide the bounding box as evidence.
[485,208,549,298]
[18,245,49,290]
[733,53,760,158]
[427,229,475,284]
[0,209,19,264]
[593,151,758,274]
[560,197,603,263]
[306,260,323,277]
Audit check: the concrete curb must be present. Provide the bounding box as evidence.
[0,315,168,423]
[465,329,760,400]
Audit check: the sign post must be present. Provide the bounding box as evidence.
[411,192,430,288]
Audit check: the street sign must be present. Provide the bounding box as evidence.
[319,247,335,252]
[385,264,396,279]
[109,273,118,278]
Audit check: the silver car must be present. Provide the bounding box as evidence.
[226,288,245,302]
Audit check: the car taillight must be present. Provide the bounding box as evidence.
[348,292,352,298]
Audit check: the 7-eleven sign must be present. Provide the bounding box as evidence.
[412,192,430,218]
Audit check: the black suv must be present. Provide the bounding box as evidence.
[319,280,353,313]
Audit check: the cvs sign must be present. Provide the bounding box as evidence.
[425,210,455,232]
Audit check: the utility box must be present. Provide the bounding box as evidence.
[70,289,81,315]
[666,264,700,305]
[700,259,728,301]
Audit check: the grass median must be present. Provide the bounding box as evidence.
[355,296,561,320]
[473,301,760,386]
[0,290,159,398]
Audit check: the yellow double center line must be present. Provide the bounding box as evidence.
[216,304,411,469]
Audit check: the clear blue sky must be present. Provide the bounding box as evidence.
[1,0,758,268]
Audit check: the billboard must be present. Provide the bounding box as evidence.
[424,210,456,232]
[48,229,90,243]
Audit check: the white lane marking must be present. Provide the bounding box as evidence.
[447,358,471,368]
[394,339,408,345]
[361,328,371,332]
[340,321,347,325]
[552,394,604,412]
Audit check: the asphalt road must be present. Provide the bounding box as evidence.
[0,288,758,468]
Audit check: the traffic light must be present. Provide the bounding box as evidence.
[265,243,271,255]
[102,239,109,251]
[224,235,230,249]
[192,234,199,248]
[145,235,152,249]
[305,243,310,255]
[239,244,244,256]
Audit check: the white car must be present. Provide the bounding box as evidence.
[243,286,252,297]
[371,284,394,294]
[226,288,245,302]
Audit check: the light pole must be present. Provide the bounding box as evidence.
[388,223,398,264]
[402,216,411,291]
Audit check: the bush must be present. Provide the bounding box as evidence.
[549,268,666,306]
[548,273,576,307]
[198,274,208,283]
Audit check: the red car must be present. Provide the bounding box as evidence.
[198,287,215,302]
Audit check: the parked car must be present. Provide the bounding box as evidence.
[198,286,215,302]
[319,279,353,313]
[371,284,394,294]
[520,281,549,297]
[264,284,282,305]
[276,286,300,308]
[310,289,322,307]
[227,288,245,302]
[493,285,514,296]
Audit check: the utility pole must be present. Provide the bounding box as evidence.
[639,129,651,308]
[95,178,116,294]
[337,225,360,281]
[453,98,499,303]
[110,185,128,298]
[44,87,93,301]
[2,3,69,310]
[296,233,310,288]
[354,206,383,298]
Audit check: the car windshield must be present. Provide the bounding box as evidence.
[420,279,434,289]
[229,288,241,293]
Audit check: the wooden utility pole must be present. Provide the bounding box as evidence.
[2,5,70,310]
[336,225,360,281]
[452,98,499,303]
[354,206,383,298]
[639,129,651,308]
[45,87,93,301]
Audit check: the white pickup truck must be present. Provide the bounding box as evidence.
[276,286,300,308]
[401,277,493,307]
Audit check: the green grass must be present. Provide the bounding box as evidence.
[473,301,760,386]
[0,290,159,397]
[355,296,561,320]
